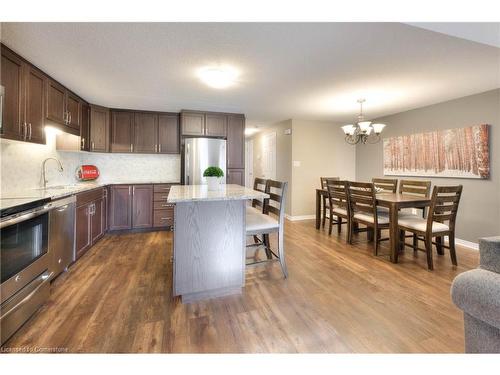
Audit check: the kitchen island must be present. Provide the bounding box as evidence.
[168,184,269,303]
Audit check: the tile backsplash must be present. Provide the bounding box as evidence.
[0,134,181,194]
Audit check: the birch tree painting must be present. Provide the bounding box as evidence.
[383,124,490,179]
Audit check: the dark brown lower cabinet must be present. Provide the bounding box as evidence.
[132,185,153,228]
[75,188,107,259]
[109,185,132,230]
[227,169,245,185]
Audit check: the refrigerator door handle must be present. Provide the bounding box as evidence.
[186,142,190,185]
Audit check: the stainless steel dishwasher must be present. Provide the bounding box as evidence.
[48,196,76,279]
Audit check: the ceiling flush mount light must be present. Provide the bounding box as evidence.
[197,65,239,89]
[244,126,260,136]
[341,99,386,145]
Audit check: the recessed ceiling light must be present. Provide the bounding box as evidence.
[197,65,239,89]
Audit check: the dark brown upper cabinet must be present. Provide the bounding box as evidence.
[227,115,245,169]
[24,65,46,144]
[1,45,46,144]
[158,113,180,154]
[111,110,134,153]
[205,113,227,137]
[1,46,24,141]
[66,91,81,130]
[46,78,66,126]
[89,105,109,152]
[134,112,158,153]
[80,103,90,151]
[180,111,205,136]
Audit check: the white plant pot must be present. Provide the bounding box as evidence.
[206,176,220,191]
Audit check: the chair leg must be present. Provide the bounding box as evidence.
[328,212,333,235]
[436,236,444,255]
[374,226,379,256]
[348,219,354,244]
[337,216,342,234]
[425,236,434,270]
[263,234,272,259]
[412,234,418,254]
[449,233,458,266]
[399,230,405,251]
[322,200,326,228]
[277,229,288,278]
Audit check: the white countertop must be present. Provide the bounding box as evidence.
[167,184,269,203]
[0,180,179,210]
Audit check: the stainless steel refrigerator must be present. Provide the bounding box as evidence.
[183,138,227,185]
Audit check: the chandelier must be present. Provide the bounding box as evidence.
[341,99,386,145]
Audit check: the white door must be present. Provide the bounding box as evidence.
[245,139,254,187]
[261,132,277,180]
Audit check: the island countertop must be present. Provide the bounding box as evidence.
[167,184,269,203]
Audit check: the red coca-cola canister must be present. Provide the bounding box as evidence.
[76,165,100,181]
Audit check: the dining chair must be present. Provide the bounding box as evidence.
[398,185,463,270]
[245,179,288,278]
[320,177,340,228]
[398,179,432,250]
[372,178,398,193]
[347,181,390,255]
[326,180,350,239]
[247,177,267,215]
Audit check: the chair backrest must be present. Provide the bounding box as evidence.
[347,181,377,218]
[327,180,349,212]
[263,180,288,226]
[427,185,463,232]
[252,177,268,210]
[372,178,398,193]
[399,180,431,197]
[320,177,339,190]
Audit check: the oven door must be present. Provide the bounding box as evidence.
[1,209,50,304]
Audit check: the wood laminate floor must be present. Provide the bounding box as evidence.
[2,220,478,353]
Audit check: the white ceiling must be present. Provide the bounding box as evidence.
[1,22,499,127]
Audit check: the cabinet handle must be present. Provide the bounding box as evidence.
[91,141,95,151]
[158,144,162,153]
[130,144,133,152]
[63,111,67,124]
[69,112,72,124]
[161,217,172,220]
[28,123,32,140]
[81,138,85,149]
[129,186,131,196]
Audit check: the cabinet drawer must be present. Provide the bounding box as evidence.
[154,209,174,227]
[154,192,170,202]
[154,184,172,193]
[154,201,174,210]
[76,188,106,207]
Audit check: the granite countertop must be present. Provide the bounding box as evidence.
[167,184,269,203]
[0,180,180,211]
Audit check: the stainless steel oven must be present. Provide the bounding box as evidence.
[0,198,53,345]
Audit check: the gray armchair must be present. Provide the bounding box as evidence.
[451,236,500,353]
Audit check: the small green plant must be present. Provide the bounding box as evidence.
[203,166,224,178]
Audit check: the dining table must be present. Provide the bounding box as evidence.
[315,188,431,263]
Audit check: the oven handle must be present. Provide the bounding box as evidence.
[0,272,53,321]
[0,205,53,229]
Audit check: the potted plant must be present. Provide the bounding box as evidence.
[203,166,224,191]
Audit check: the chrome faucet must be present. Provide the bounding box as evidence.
[42,158,64,189]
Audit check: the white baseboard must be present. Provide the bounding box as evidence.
[285,214,316,221]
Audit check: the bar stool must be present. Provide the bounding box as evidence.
[245,180,288,278]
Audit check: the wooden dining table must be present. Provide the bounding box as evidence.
[315,188,431,263]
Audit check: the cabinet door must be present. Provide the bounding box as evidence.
[66,92,81,130]
[205,113,227,137]
[46,79,66,125]
[89,105,109,152]
[132,185,153,229]
[90,198,104,243]
[109,185,132,230]
[227,169,245,186]
[158,113,179,153]
[227,115,245,169]
[181,111,205,136]
[80,103,90,151]
[1,46,24,141]
[75,204,91,259]
[24,65,46,144]
[134,112,157,153]
[111,111,134,152]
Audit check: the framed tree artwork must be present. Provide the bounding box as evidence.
[383,124,490,179]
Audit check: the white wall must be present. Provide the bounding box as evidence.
[0,133,180,194]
